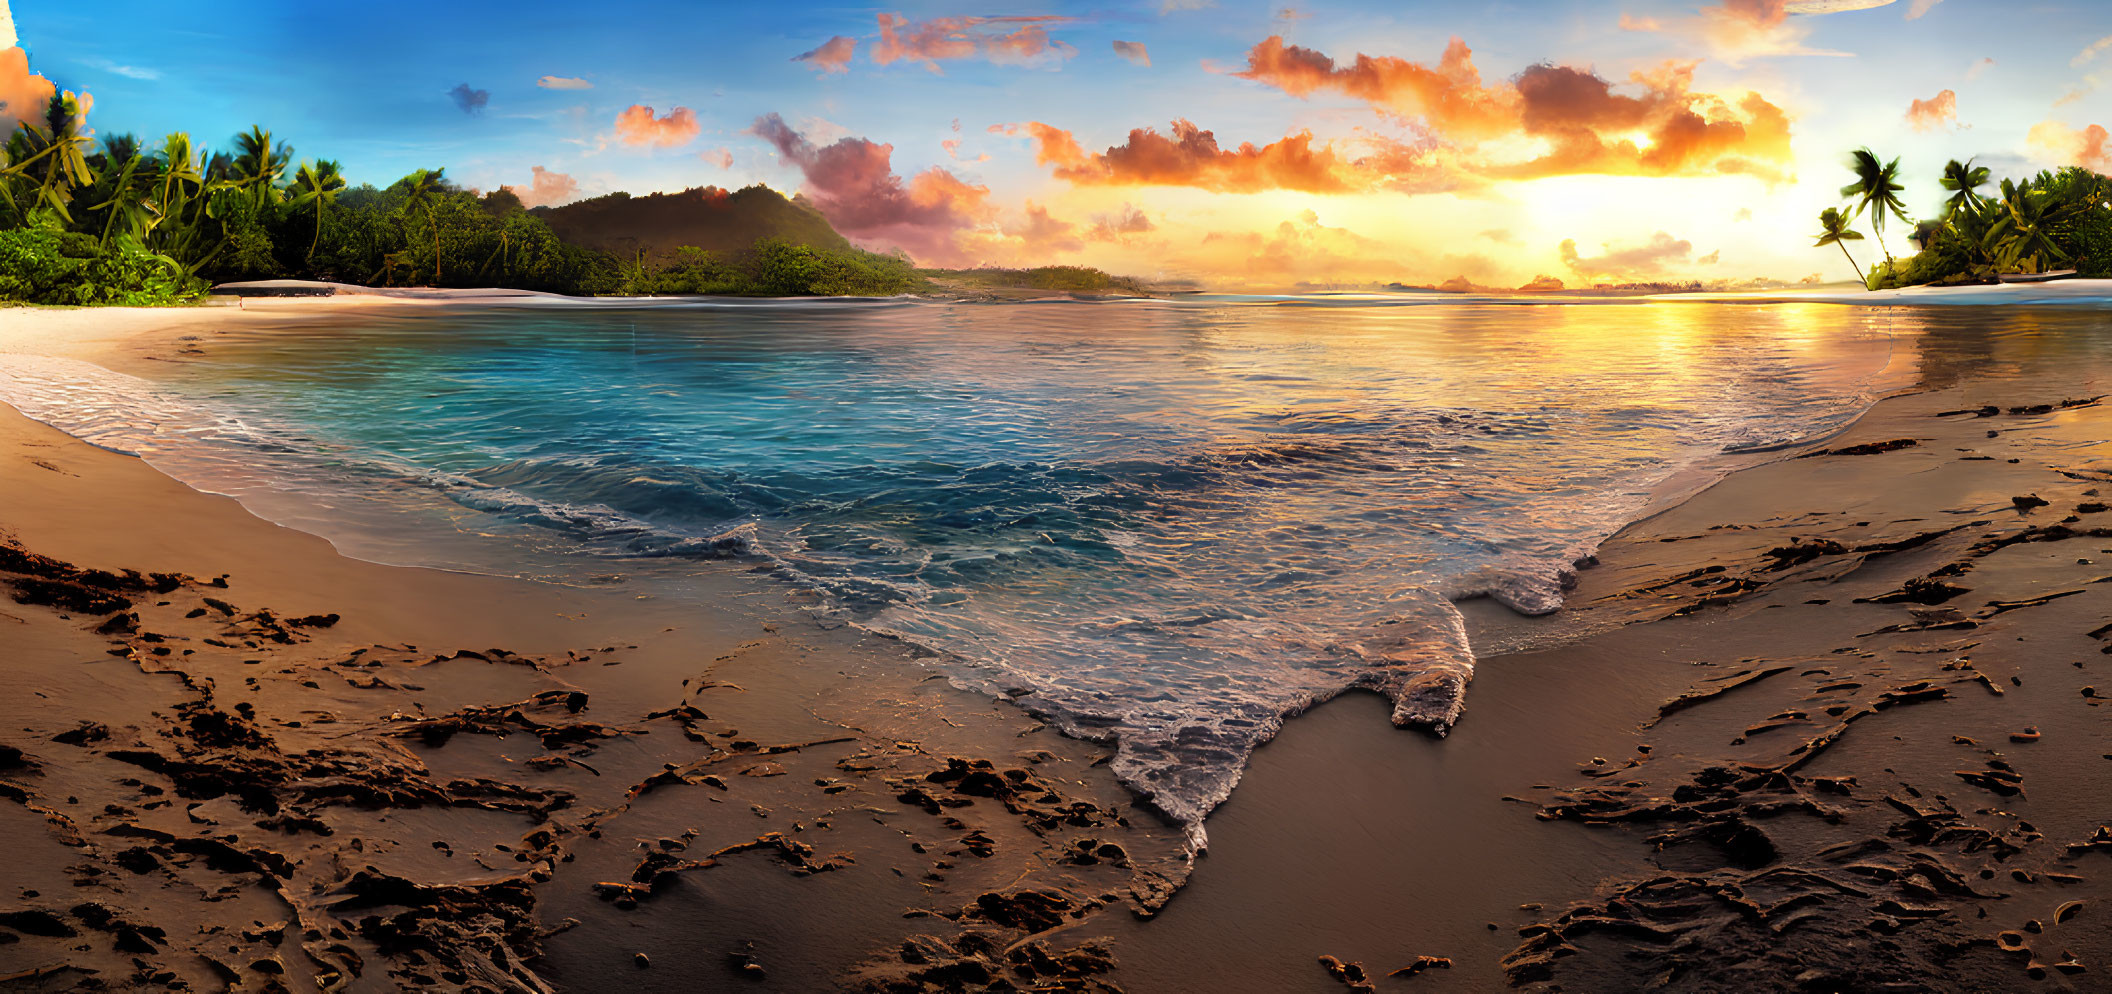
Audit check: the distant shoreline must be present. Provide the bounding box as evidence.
[186,276,2112,307]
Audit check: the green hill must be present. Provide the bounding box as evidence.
[535,185,850,260]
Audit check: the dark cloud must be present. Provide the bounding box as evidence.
[449,82,490,115]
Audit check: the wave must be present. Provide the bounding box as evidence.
[0,299,1908,850]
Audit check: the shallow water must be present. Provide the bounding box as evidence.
[7,296,2077,835]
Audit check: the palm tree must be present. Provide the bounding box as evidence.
[90,134,160,247]
[395,167,447,283]
[1938,158,1990,219]
[1988,178,2068,274]
[229,126,292,205]
[1,93,97,222]
[1814,207,1868,288]
[146,132,219,272]
[1841,148,1909,263]
[288,159,346,261]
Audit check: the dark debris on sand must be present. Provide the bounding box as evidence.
[1506,394,2112,992]
[0,537,1186,993]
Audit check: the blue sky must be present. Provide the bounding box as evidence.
[9,0,2110,285]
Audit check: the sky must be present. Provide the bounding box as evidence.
[3,0,2108,287]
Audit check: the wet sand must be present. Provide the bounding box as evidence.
[4,300,2111,992]
[0,302,1189,991]
[1097,371,2112,991]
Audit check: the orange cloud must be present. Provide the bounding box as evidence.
[2028,120,2111,174]
[795,36,857,74]
[1006,201,1083,253]
[998,119,1449,194]
[1619,13,1662,31]
[503,166,580,209]
[1235,36,1518,141]
[0,46,56,133]
[1088,204,1155,241]
[1711,0,1787,28]
[1905,89,1957,132]
[752,112,992,265]
[1228,37,1793,185]
[1559,230,1695,280]
[613,105,699,148]
[1182,209,1486,286]
[1688,0,1853,60]
[700,147,733,168]
[872,14,1077,73]
[1113,40,1151,66]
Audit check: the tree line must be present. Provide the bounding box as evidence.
[1820,150,2112,289]
[0,94,929,305]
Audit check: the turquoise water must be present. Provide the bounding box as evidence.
[0,296,1973,831]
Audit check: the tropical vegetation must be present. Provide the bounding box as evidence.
[0,94,1137,306]
[1819,147,2112,290]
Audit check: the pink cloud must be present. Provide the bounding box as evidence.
[1005,201,1082,253]
[872,13,1078,73]
[1559,231,1695,280]
[503,165,580,209]
[795,36,857,74]
[1112,40,1151,66]
[752,112,992,265]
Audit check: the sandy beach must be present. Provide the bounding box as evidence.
[3,297,2111,993]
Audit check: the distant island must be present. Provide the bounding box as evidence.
[0,97,1152,307]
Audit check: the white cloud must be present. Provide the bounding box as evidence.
[536,75,593,90]
[82,57,158,80]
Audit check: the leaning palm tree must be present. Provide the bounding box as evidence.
[1814,207,1869,288]
[1938,158,1990,219]
[229,126,293,205]
[288,159,346,261]
[1841,148,1910,264]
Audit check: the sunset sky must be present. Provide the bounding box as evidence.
[6,0,2109,287]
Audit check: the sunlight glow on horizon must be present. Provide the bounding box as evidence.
[6,0,2107,288]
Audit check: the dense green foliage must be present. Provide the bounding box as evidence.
[0,210,205,305]
[617,238,924,296]
[1817,149,2112,289]
[0,94,1151,305]
[922,265,1149,294]
[0,95,927,304]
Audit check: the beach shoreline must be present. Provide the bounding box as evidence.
[3,299,2111,992]
[0,301,1196,992]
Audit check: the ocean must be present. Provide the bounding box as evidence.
[3,294,2086,832]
